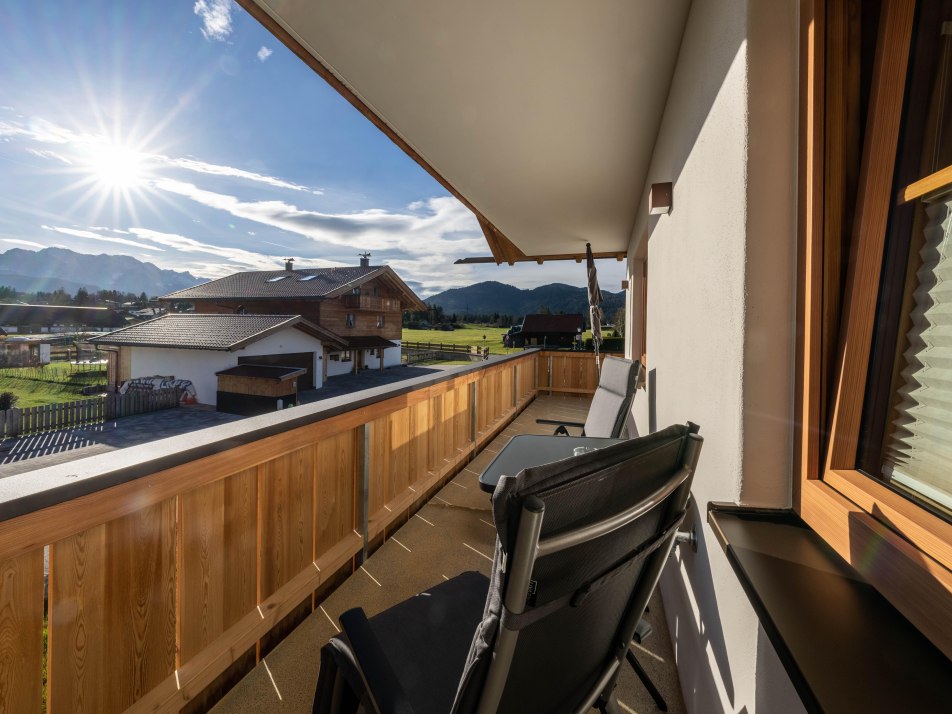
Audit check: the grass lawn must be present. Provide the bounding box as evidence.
[402,324,512,354]
[0,361,106,408]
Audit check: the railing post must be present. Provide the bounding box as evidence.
[471,380,478,445]
[356,423,371,562]
[547,354,553,396]
[513,364,519,408]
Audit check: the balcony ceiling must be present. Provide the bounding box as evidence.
[243,0,691,258]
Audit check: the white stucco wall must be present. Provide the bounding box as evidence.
[326,352,355,377]
[626,1,804,712]
[127,328,323,405]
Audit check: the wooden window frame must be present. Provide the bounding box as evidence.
[796,0,952,658]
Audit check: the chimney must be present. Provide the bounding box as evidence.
[359,252,371,268]
[284,258,295,271]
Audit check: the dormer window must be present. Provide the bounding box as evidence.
[346,313,355,327]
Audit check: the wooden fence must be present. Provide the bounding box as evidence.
[0,352,557,713]
[0,388,181,438]
[538,351,625,394]
[402,340,490,355]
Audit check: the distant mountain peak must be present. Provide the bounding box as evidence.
[425,281,624,319]
[0,247,206,296]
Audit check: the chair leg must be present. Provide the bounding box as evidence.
[626,648,668,712]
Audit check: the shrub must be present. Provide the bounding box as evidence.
[0,391,18,410]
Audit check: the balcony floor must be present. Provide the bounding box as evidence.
[212,395,686,713]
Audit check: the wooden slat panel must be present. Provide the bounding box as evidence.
[104,500,177,712]
[367,415,390,518]
[49,527,106,714]
[427,395,442,473]
[387,408,410,502]
[259,447,314,599]
[179,468,257,664]
[315,430,356,558]
[0,549,44,713]
[408,400,430,486]
[455,384,470,450]
[440,389,455,462]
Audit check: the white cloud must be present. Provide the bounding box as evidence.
[41,225,161,252]
[2,238,45,249]
[153,179,485,257]
[257,46,273,62]
[156,155,317,193]
[194,0,235,41]
[128,227,285,273]
[25,148,72,164]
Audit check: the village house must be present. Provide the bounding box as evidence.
[89,313,346,407]
[159,256,425,379]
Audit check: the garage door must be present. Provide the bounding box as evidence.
[238,352,314,389]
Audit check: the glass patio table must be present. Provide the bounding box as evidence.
[478,434,627,493]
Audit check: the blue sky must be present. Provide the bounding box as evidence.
[0,0,626,297]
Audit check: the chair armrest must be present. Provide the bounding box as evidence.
[535,418,585,428]
[535,418,585,436]
[339,608,417,714]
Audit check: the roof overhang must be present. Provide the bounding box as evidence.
[239,1,690,262]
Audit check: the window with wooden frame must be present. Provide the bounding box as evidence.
[798,0,952,659]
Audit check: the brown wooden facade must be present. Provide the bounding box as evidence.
[190,277,403,344]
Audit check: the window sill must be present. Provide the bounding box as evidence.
[707,503,952,713]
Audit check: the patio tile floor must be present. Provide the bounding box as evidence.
[212,395,685,714]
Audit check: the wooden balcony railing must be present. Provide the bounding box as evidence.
[539,351,624,394]
[340,294,400,311]
[0,349,609,712]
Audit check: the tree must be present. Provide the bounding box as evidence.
[74,287,90,306]
[0,392,18,410]
[612,306,626,336]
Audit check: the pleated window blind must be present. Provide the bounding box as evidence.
[882,198,952,511]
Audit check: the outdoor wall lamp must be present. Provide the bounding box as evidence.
[649,182,673,215]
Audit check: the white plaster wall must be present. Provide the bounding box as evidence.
[384,341,401,368]
[625,1,804,712]
[128,328,323,405]
[326,353,354,377]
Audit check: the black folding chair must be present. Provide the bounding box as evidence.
[314,422,702,714]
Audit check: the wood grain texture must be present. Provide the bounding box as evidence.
[179,468,257,665]
[801,480,952,658]
[315,430,356,559]
[408,400,430,486]
[259,448,314,599]
[825,0,916,469]
[901,164,952,203]
[106,500,178,712]
[49,528,105,713]
[387,408,410,502]
[367,415,390,518]
[0,549,43,713]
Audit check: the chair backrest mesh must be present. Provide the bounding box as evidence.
[583,356,640,437]
[453,424,697,713]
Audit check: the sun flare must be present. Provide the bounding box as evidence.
[86,141,150,190]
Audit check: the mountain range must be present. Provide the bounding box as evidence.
[0,247,205,296]
[426,281,625,320]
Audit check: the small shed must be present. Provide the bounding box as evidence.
[516,314,585,348]
[215,364,306,416]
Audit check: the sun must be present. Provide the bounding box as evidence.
[86,141,150,191]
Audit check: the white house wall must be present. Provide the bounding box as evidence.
[127,329,322,405]
[626,1,804,712]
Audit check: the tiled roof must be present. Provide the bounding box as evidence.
[88,314,318,351]
[161,266,385,301]
[521,314,585,334]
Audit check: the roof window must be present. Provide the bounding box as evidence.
[267,275,290,283]
[298,275,317,282]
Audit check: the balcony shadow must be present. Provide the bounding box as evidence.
[665,496,738,712]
